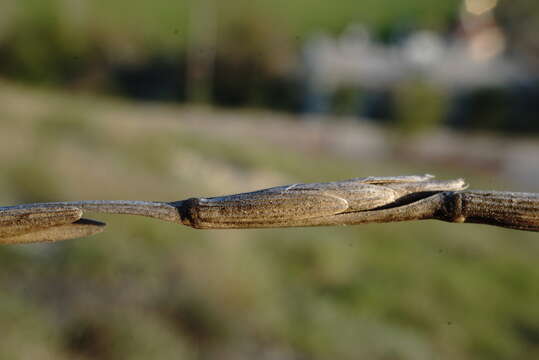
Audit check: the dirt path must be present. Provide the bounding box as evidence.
[2,81,538,191]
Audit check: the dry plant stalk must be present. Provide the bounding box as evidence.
[0,175,537,244]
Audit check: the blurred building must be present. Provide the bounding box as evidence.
[300,0,536,132]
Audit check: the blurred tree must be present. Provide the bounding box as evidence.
[186,0,216,103]
[497,0,539,73]
[394,80,446,134]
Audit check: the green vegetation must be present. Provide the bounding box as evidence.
[394,80,447,134]
[0,82,538,359]
[0,0,460,86]
[3,0,460,49]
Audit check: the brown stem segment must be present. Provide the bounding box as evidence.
[435,191,539,232]
[2,201,181,223]
[0,219,106,244]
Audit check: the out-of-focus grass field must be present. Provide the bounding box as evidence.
[1,81,539,360]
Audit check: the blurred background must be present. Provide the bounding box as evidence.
[1,0,539,359]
